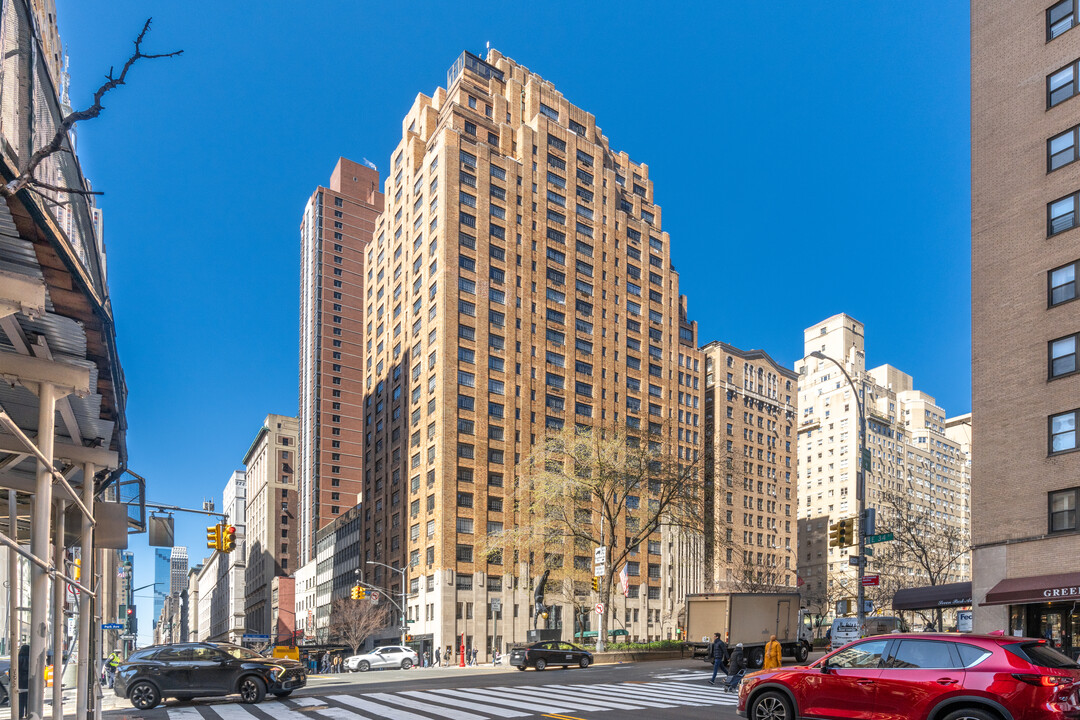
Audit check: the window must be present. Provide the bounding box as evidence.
[1050,409,1078,453]
[1050,334,1078,378]
[1049,125,1079,171]
[829,639,888,669]
[1049,0,1078,40]
[887,640,959,669]
[1050,261,1078,306]
[1050,487,1079,532]
[1049,192,1078,235]
[539,102,560,121]
[1049,61,1079,108]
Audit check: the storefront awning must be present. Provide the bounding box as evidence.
[573,629,629,638]
[893,582,972,610]
[983,572,1080,606]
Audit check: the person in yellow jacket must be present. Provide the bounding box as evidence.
[763,634,782,671]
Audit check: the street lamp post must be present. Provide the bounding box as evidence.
[809,350,868,633]
[366,561,407,643]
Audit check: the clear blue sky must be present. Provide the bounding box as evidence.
[56,1,971,643]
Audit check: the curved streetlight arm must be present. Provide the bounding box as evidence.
[808,350,867,632]
[365,561,409,641]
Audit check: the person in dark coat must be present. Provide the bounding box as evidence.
[708,632,729,685]
[724,642,746,692]
[17,644,29,718]
[434,647,441,667]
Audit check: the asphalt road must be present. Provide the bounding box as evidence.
[100,657,744,720]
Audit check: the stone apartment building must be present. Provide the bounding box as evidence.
[702,342,798,592]
[243,414,299,634]
[797,314,970,617]
[344,48,704,658]
[971,1,1080,656]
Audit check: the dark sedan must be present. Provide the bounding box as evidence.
[114,642,306,709]
[509,641,593,671]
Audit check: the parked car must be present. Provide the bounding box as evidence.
[345,646,418,671]
[737,633,1080,720]
[114,642,306,710]
[0,657,9,706]
[509,641,593,671]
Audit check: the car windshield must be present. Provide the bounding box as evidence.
[216,644,263,660]
[1007,642,1080,669]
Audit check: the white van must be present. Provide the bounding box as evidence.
[830,617,861,650]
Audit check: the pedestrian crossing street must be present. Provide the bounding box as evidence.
[130,680,738,720]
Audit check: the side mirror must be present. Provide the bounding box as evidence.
[820,659,831,673]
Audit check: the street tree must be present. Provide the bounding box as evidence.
[328,597,389,656]
[491,423,704,648]
[0,18,181,206]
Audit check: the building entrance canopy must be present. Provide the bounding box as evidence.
[892,582,972,611]
[983,572,1080,606]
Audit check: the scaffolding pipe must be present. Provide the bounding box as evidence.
[28,380,56,720]
[0,532,95,597]
[76,462,93,720]
[51,499,64,720]
[0,409,96,525]
[8,487,20,720]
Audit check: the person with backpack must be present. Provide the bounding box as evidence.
[707,632,729,685]
[724,642,746,693]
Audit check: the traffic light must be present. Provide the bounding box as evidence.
[126,605,136,633]
[207,524,221,551]
[221,525,237,553]
[591,577,600,592]
[840,518,856,547]
[404,634,413,642]
[357,586,367,599]
[828,521,841,548]
[351,585,361,600]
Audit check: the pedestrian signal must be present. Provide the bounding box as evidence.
[206,524,221,550]
[221,525,237,553]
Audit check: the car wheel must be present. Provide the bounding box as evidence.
[941,709,997,720]
[516,665,527,671]
[401,658,413,670]
[273,690,293,698]
[357,660,370,672]
[748,646,765,668]
[751,691,793,720]
[579,656,591,668]
[238,676,266,704]
[794,643,809,664]
[128,681,160,710]
[535,658,547,671]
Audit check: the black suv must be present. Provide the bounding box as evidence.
[509,641,593,671]
[114,642,306,709]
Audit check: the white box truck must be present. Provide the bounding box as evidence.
[685,592,812,668]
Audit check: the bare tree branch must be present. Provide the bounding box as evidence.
[1,17,182,200]
[327,597,389,656]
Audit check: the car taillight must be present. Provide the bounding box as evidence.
[1012,674,1073,687]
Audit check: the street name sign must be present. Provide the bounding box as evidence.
[101,623,123,630]
[242,634,270,641]
[865,532,894,544]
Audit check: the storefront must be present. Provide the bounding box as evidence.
[982,571,1080,660]
[892,581,972,631]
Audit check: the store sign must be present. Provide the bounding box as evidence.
[1042,584,1080,598]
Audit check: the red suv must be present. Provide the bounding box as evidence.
[737,633,1080,720]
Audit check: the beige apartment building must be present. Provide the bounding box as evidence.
[797,315,970,617]
[971,1,1080,655]
[243,414,299,635]
[702,342,798,591]
[353,49,704,658]
[299,159,384,563]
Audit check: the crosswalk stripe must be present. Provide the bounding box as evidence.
[544,684,676,708]
[638,681,733,700]
[291,697,331,707]
[204,703,267,720]
[331,694,440,720]
[311,704,368,720]
[365,692,488,720]
[627,682,727,702]
[462,686,610,712]
[164,708,206,720]
[398,690,530,719]
[505,685,645,710]
[579,682,713,705]
[428,687,570,714]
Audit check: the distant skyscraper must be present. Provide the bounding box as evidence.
[169,546,188,596]
[153,547,169,627]
[298,158,384,563]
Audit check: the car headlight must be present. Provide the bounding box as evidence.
[269,665,286,679]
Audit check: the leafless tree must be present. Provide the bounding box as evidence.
[489,423,704,644]
[328,597,389,656]
[0,18,181,205]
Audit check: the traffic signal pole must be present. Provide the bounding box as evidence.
[810,351,867,633]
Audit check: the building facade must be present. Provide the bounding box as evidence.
[702,342,798,592]
[243,414,299,634]
[153,547,169,628]
[293,559,317,643]
[298,158,384,563]
[971,0,1080,656]
[350,48,703,659]
[797,315,970,617]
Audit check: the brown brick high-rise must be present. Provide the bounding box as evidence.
[972,0,1080,649]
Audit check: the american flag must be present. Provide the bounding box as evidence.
[619,564,629,596]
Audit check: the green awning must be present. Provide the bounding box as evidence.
[608,629,629,636]
[573,629,629,638]
[573,631,599,638]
